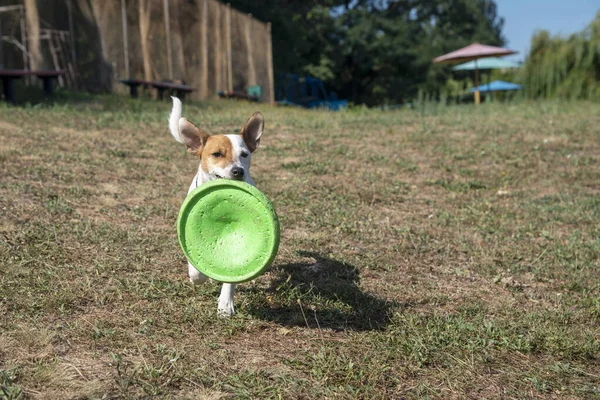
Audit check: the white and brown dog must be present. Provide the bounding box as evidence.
[168,97,264,317]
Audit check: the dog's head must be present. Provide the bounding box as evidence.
[176,112,263,182]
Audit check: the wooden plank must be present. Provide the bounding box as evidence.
[55,32,69,86]
[59,31,75,87]
[47,33,64,87]
[38,28,71,34]
[0,5,23,14]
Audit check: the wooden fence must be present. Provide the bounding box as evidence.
[0,0,274,103]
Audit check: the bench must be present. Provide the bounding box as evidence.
[120,79,195,100]
[0,70,65,103]
[217,90,260,102]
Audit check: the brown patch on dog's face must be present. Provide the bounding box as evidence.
[200,135,234,176]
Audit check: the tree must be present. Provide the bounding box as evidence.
[519,12,600,101]
[229,0,506,105]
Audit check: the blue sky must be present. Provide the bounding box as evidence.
[497,0,599,61]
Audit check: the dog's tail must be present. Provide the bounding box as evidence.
[169,96,184,144]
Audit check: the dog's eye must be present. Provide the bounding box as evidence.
[241,152,249,158]
[212,152,223,158]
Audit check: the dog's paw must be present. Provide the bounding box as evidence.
[190,275,209,285]
[189,273,209,284]
[217,302,235,317]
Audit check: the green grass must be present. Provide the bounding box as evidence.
[1,95,599,399]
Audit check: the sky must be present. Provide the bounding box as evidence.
[497,0,599,61]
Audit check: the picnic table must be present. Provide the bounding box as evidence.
[120,79,195,100]
[0,70,65,102]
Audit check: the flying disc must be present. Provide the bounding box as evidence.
[177,180,280,283]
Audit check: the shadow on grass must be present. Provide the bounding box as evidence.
[245,251,397,331]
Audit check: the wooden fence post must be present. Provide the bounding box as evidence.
[24,0,41,72]
[121,0,130,78]
[67,0,77,86]
[214,2,222,93]
[245,14,255,87]
[266,22,274,104]
[0,20,3,68]
[200,0,208,98]
[139,0,152,80]
[226,3,232,92]
[163,0,173,80]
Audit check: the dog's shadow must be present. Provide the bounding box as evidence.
[244,252,396,331]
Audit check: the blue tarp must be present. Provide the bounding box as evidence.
[470,80,523,93]
[275,73,348,111]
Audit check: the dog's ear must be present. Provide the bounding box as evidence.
[239,112,264,153]
[178,118,209,155]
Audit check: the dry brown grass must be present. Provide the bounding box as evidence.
[1,96,599,399]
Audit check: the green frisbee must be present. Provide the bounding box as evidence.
[177,180,280,283]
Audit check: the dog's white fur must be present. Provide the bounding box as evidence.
[169,97,263,317]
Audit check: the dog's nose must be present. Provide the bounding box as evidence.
[231,167,244,179]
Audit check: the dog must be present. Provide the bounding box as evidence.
[168,96,264,317]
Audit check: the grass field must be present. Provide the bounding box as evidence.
[1,95,599,399]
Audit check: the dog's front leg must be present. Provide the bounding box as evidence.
[188,262,209,284]
[218,283,236,317]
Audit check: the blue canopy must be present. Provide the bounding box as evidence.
[470,80,523,93]
[452,57,521,71]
